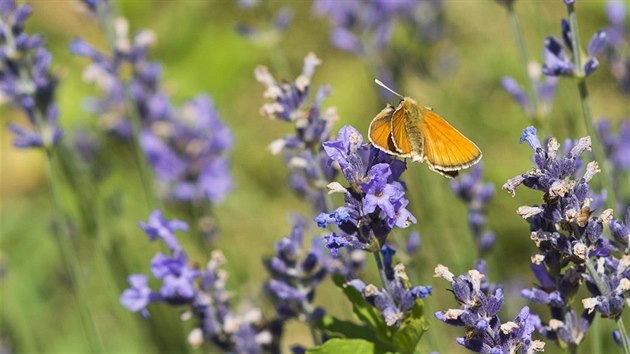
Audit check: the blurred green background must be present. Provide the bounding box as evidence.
[1,0,628,353]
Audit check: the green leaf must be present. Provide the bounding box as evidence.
[306,338,376,354]
[392,299,430,354]
[331,274,394,340]
[316,315,374,340]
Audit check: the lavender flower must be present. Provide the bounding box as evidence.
[501,62,557,119]
[542,19,606,78]
[315,125,416,255]
[313,0,445,96]
[256,53,338,212]
[450,163,496,254]
[434,264,545,353]
[347,245,431,327]
[236,1,292,48]
[603,0,630,94]
[598,119,630,171]
[313,0,444,56]
[1,0,63,149]
[73,8,234,205]
[503,127,629,349]
[264,215,328,324]
[121,211,279,352]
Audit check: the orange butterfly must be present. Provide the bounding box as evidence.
[368,80,482,178]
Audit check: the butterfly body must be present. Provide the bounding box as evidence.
[368,92,482,178]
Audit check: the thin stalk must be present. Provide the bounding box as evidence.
[618,318,630,354]
[309,147,334,213]
[45,149,104,352]
[373,252,390,293]
[506,1,543,129]
[92,0,159,211]
[566,3,618,210]
[576,80,618,210]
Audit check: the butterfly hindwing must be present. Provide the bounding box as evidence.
[368,105,398,154]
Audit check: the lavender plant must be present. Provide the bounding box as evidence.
[313,0,445,93]
[308,125,431,353]
[121,210,281,353]
[263,214,329,346]
[1,0,62,148]
[255,53,337,213]
[434,264,545,353]
[597,119,630,210]
[602,0,630,94]
[0,1,102,349]
[72,0,234,208]
[540,0,617,210]
[503,126,630,353]
[497,0,558,128]
[450,163,497,255]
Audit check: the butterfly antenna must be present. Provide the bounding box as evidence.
[374,79,403,98]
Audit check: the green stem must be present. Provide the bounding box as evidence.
[618,318,630,354]
[506,1,544,129]
[372,252,390,293]
[45,149,104,352]
[566,3,618,211]
[310,147,334,213]
[575,80,618,210]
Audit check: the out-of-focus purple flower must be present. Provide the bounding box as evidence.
[434,264,545,353]
[150,251,199,300]
[142,95,234,204]
[313,0,443,55]
[502,62,557,119]
[236,0,292,47]
[598,119,630,171]
[256,53,338,212]
[73,11,234,206]
[542,19,606,78]
[504,126,629,348]
[313,0,446,99]
[450,163,496,254]
[122,211,280,351]
[405,231,421,256]
[1,1,63,149]
[139,210,188,252]
[120,274,158,318]
[316,126,416,255]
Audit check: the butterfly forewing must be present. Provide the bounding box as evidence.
[390,103,415,157]
[419,110,482,172]
[368,105,398,154]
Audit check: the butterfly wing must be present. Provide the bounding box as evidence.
[419,110,482,177]
[368,105,398,154]
[390,104,415,158]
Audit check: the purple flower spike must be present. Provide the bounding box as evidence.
[504,127,629,349]
[139,210,189,252]
[120,274,156,318]
[1,1,63,150]
[435,265,545,353]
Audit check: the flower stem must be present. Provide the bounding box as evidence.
[575,79,618,210]
[506,1,543,129]
[373,252,390,293]
[617,318,630,354]
[566,3,618,211]
[45,149,104,352]
[310,147,334,213]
